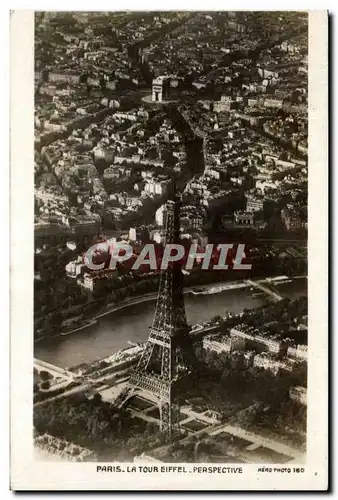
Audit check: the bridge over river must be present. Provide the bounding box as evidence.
[246,279,283,302]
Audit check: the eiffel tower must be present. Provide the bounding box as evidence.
[127,190,196,436]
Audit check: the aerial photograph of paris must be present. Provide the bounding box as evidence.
[34,11,308,464]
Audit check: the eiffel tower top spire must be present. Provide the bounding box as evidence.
[151,182,188,337]
[171,174,178,199]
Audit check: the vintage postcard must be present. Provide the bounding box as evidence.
[10,9,328,490]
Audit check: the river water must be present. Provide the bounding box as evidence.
[34,278,307,369]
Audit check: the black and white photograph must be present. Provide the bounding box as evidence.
[10,8,328,491]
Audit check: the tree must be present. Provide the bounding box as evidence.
[92,393,102,405]
[40,370,52,381]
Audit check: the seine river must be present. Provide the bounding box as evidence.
[34,278,307,369]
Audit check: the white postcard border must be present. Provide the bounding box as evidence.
[10,9,328,491]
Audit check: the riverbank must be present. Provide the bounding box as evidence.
[35,276,307,368]
[95,279,254,319]
[191,282,250,296]
[34,278,252,344]
[60,319,98,337]
[34,275,306,346]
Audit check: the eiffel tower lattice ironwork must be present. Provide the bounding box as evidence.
[127,193,195,436]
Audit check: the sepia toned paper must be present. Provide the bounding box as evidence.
[10,9,328,491]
